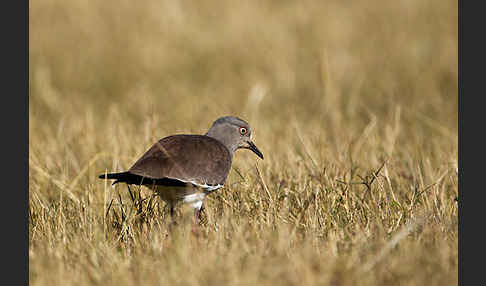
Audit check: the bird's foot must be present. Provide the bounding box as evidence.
[191,224,201,237]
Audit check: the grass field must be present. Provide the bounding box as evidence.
[29,0,458,285]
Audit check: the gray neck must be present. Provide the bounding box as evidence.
[205,125,238,156]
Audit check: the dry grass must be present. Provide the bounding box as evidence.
[29,0,458,285]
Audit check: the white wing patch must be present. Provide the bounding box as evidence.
[189,181,222,192]
[173,178,222,192]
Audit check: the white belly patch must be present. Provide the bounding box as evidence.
[150,181,222,210]
[183,193,206,210]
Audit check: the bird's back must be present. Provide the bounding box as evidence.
[128,134,232,186]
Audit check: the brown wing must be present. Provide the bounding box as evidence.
[128,135,232,186]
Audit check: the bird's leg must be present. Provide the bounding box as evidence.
[168,203,178,231]
[194,207,201,224]
[192,204,203,235]
[170,205,175,218]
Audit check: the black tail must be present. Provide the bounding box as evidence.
[98,171,190,187]
[98,171,131,185]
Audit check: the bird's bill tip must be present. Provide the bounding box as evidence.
[246,141,264,160]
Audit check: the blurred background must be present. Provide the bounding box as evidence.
[29,0,457,142]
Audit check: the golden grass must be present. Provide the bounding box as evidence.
[29,0,458,285]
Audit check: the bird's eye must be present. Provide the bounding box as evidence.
[239,127,248,135]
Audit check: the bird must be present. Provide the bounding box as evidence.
[98,116,264,227]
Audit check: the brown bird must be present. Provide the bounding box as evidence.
[98,116,264,225]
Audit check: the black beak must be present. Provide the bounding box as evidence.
[245,141,264,160]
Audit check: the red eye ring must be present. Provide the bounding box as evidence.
[239,127,248,135]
